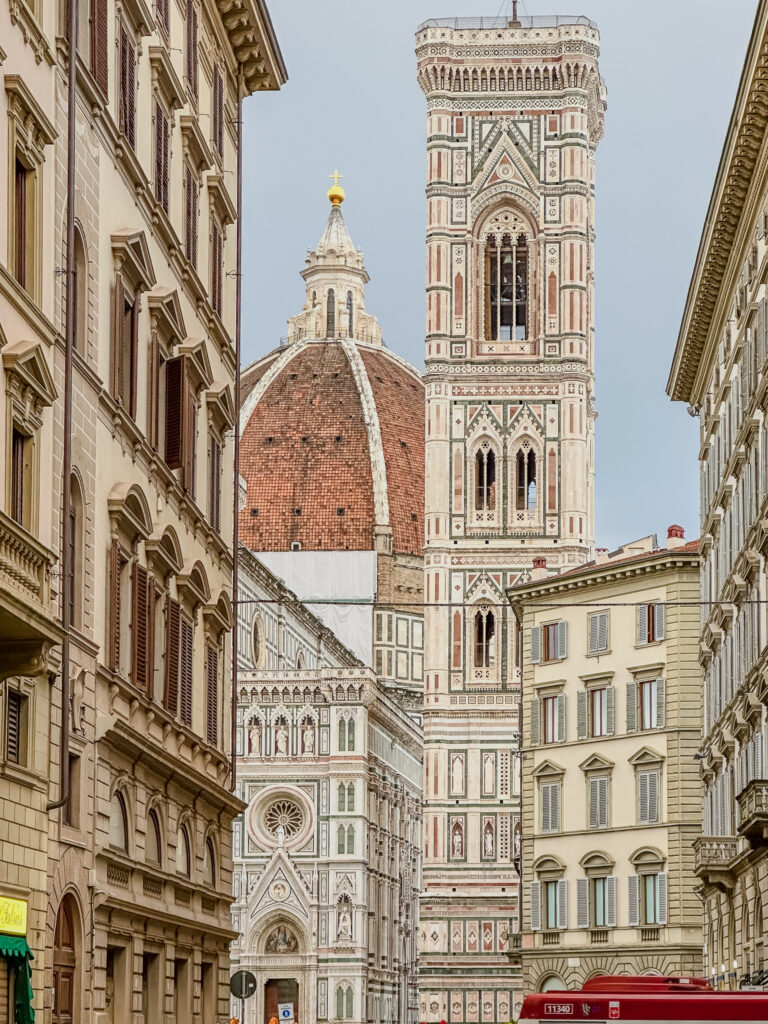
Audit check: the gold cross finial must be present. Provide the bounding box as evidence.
[327,169,345,206]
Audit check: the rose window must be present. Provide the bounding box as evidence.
[264,799,304,838]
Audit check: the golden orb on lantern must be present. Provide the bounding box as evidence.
[328,169,345,206]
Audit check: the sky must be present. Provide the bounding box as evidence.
[240,0,757,550]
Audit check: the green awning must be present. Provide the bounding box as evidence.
[0,935,35,1024]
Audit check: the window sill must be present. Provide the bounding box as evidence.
[0,759,46,792]
[586,649,611,659]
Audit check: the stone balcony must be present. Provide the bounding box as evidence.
[693,836,739,890]
[0,509,60,679]
[738,780,768,846]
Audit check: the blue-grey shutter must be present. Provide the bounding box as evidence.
[655,603,665,641]
[626,681,637,733]
[656,678,665,728]
[588,614,600,654]
[551,783,560,832]
[555,694,566,743]
[530,881,541,931]
[637,605,648,645]
[577,877,589,928]
[628,875,639,927]
[648,770,659,823]
[605,875,616,928]
[531,625,541,664]
[557,620,568,660]
[657,872,668,925]
[541,783,551,833]
[557,879,567,930]
[597,611,608,651]
[577,691,588,740]
[598,777,608,827]
[638,771,649,823]
[606,686,615,735]
[756,734,763,779]
[588,777,599,829]
[530,699,541,746]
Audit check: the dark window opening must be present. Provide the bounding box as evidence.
[474,609,495,668]
[516,445,537,510]
[484,232,528,340]
[326,289,335,336]
[475,446,496,510]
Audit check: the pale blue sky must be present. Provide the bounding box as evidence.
[241,0,756,549]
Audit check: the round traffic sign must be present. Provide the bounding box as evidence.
[230,970,257,999]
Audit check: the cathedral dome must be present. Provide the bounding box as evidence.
[239,193,424,557]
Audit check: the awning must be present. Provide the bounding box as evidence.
[0,934,35,1024]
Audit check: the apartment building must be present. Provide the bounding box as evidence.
[510,530,703,993]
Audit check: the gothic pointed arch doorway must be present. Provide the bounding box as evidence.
[52,895,80,1024]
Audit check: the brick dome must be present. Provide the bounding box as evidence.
[238,338,425,556]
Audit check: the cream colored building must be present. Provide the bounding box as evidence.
[668,0,768,987]
[2,0,285,1018]
[415,13,605,1022]
[509,530,703,993]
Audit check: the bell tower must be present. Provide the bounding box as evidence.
[416,14,605,1022]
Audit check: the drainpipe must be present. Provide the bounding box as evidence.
[47,0,77,812]
[230,68,244,793]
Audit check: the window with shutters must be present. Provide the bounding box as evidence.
[535,620,566,664]
[154,102,170,214]
[207,430,222,532]
[589,687,609,737]
[130,561,156,692]
[185,0,199,102]
[164,595,181,715]
[5,689,28,765]
[542,695,557,744]
[210,219,223,316]
[212,66,224,158]
[205,642,218,746]
[637,602,665,645]
[179,614,194,727]
[588,776,609,829]
[587,611,609,654]
[544,880,559,929]
[118,22,137,149]
[592,877,609,928]
[184,162,199,267]
[113,282,138,416]
[539,781,561,833]
[10,426,33,530]
[639,679,664,730]
[637,770,660,824]
[164,354,198,495]
[642,872,664,925]
[156,0,169,35]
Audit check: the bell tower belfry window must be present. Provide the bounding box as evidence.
[484,232,528,341]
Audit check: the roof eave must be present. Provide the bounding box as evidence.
[216,0,288,95]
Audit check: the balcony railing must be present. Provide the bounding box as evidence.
[641,928,660,943]
[541,932,560,946]
[0,509,53,609]
[693,836,739,891]
[591,930,609,944]
[738,780,768,845]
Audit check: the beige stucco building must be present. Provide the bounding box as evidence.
[509,531,703,993]
[1,0,285,1018]
[668,0,768,988]
[415,13,605,1022]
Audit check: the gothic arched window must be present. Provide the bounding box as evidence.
[475,444,496,510]
[474,608,495,668]
[346,290,353,335]
[326,289,335,337]
[337,824,345,854]
[338,782,346,812]
[347,783,354,812]
[516,443,537,510]
[346,825,354,854]
[338,717,346,751]
[347,717,355,752]
[484,232,528,341]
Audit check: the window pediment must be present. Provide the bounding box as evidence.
[533,758,564,780]
[203,590,233,636]
[176,338,213,391]
[628,746,665,769]
[579,849,615,873]
[120,0,153,35]
[207,172,237,226]
[630,846,666,871]
[3,339,57,414]
[579,752,615,775]
[149,46,185,110]
[206,382,235,432]
[107,482,152,540]
[147,287,186,347]
[533,854,565,878]
[176,558,211,609]
[111,230,156,292]
[5,75,56,160]
[145,524,183,579]
[180,114,213,174]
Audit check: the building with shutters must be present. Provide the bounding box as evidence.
[508,529,703,993]
[229,545,423,1024]
[668,0,768,988]
[0,0,287,1019]
[414,13,605,1023]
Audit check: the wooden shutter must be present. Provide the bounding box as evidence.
[131,562,149,690]
[654,603,665,641]
[154,103,169,212]
[164,596,181,715]
[213,66,223,155]
[577,691,588,740]
[112,276,124,400]
[628,875,639,927]
[93,0,109,95]
[530,625,541,664]
[108,539,121,671]
[208,431,221,532]
[557,879,567,929]
[211,222,222,314]
[576,877,589,928]
[626,680,637,732]
[556,694,566,743]
[179,615,193,726]
[605,876,616,928]
[656,678,666,728]
[148,334,159,450]
[556,620,567,660]
[186,0,198,101]
[529,698,540,746]
[637,604,648,645]
[530,882,541,931]
[657,872,668,925]
[183,375,197,495]
[164,356,184,468]
[605,685,615,735]
[206,643,218,745]
[6,691,22,764]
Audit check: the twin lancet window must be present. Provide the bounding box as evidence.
[474,442,538,513]
[484,232,528,341]
[474,608,495,669]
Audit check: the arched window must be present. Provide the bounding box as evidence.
[176,824,191,877]
[296,650,305,670]
[338,718,346,751]
[474,608,495,669]
[484,232,528,340]
[346,825,354,855]
[338,782,346,812]
[347,718,355,752]
[203,837,215,886]
[68,474,84,629]
[346,987,353,1019]
[516,443,537,510]
[110,791,128,851]
[74,224,88,353]
[337,824,345,854]
[146,808,161,864]
[475,444,496,510]
[346,291,353,335]
[336,987,345,1019]
[326,289,335,337]
[347,783,354,812]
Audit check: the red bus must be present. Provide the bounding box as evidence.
[519,975,768,1022]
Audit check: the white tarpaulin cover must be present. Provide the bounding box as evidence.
[257,551,376,665]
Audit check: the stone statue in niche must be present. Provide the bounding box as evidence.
[276,825,286,848]
[451,822,463,858]
[337,903,352,942]
[265,924,298,954]
[248,721,262,755]
[513,821,521,860]
[302,720,315,754]
[484,821,494,857]
[275,721,289,755]
[70,669,84,733]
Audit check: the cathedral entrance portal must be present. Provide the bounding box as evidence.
[264,978,299,1023]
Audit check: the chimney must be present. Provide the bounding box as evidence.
[594,547,609,565]
[667,524,685,550]
[532,556,547,581]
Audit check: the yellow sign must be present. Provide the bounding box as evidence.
[0,896,27,936]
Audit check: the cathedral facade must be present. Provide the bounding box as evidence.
[415,14,605,1022]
